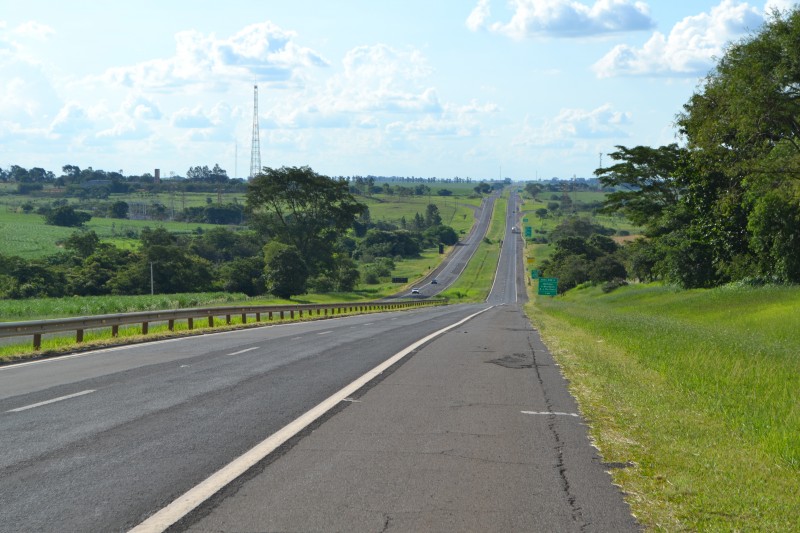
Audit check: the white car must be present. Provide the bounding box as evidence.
[411,288,420,294]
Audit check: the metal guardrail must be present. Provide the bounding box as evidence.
[0,299,444,351]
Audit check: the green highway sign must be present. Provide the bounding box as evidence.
[538,277,558,296]
[524,226,532,237]
[522,217,529,223]
[530,269,540,279]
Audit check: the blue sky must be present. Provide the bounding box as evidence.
[1,0,796,181]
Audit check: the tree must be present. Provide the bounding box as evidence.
[44,205,91,227]
[595,144,686,227]
[424,204,442,227]
[247,166,366,274]
[64,230,100,257]
[263,241,308,298]
[110,201,129,219]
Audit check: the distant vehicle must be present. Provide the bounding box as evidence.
[411,288,420,294]
[512,226,520,233]
[431,279,438,284]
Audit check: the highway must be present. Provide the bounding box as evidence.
[0,190,638,532]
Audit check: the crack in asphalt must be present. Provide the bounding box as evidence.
[527,331,588,531]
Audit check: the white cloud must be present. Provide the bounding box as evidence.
[103,21,328,91]
[514,103,631,147]
[593,0,774,78]
[50,102,91,135]
[467,0,655,38]
[12,21,55,40]
[467,0,492,31]
[765,0,797,12]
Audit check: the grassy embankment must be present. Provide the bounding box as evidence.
[439,195,508,302]
[526,282,800,531]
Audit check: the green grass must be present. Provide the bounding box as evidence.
[361,193,479,235]
[440,196,507,302]
[525,282,800,531]
[0,210,218,258]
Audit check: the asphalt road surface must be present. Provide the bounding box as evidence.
[0,189,638,532]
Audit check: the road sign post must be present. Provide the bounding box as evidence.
[530,269,540,279]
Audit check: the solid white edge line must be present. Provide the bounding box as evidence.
[128,305,493,533]
[7,389,95,413]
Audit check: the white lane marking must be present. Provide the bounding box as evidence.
[390,318,398,321]
[7,389,95,413]
[317,331,332,335]
[128,305,494,533]
[228,347,259,356]
[521,411,580,418]
[291,336,303,340]
[363,323,373,326]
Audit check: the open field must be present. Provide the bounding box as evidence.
[0,210,219,258]
[525,282,800,531]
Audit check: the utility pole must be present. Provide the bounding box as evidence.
[150,262,154,295]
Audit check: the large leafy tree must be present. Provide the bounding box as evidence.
[247,166,366,274]
[595,144,686,228]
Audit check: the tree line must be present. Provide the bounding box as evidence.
[0,166,461,300]
[546,7,800,290]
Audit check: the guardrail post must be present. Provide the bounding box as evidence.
[256,312,261,322]
[280,311,284,320]
[208,316,214,327]
[241,313,247,324]
[290,310,294,319]
[324,308,328,316]
[142,322,148,335]
[269,311,273,320]
[112,325,119,337]
[77,329,84,343]
[188,318,194,330]
[226,314,231,325]
[33,334,41,350]
[168,319,175,332]
[299,310,303,318]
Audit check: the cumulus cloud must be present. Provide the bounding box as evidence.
[103,21,328,91]
[467,0,655,38]
[593,0,775,78]
[515,103,631,147]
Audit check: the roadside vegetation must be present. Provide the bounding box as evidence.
[526,283,799,531]
[521,10,800,531]
[0,165,497,304]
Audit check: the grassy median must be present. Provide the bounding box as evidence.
[439,196,507,302]
[525,282,800,531]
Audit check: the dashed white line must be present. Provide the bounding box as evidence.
[228,347,259,356]
[7,389,96,413]
[128,306,494,533]
[317,331,332,335]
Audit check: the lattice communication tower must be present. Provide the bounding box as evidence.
[249,84,261,180]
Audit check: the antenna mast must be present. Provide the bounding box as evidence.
[249,83,261,180]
